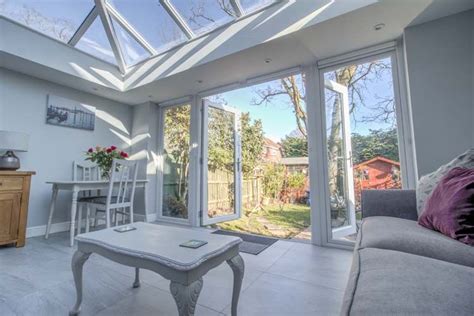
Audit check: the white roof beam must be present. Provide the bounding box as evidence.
[106,2,157,56]
[94,0,126,73]
[68,6,99,46]
[160,0,195,39]
[230,0,244,17]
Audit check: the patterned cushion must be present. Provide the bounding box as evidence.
[417,148,474,216]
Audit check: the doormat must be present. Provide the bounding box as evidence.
[212,230,278,255]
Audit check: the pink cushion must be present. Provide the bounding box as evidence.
[418,167,474,246]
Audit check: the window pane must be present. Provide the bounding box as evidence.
[239,0,276,14]
[323,56,402,242]
[162,105,191,219]
[107,0,188,55]
[0,0,94,42]
[207,106,236,218]
[111,18,150,66]
[170,0,236,35]
[76,18,117,65]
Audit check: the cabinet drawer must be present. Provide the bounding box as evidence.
[0,177,23,191]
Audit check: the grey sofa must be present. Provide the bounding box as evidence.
[341,189,474,316]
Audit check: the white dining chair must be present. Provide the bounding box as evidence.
[73,161,101,234]
[86,159,138,229]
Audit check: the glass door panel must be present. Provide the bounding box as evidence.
[324,80,357,240]
[202,100,241,225]
[161,104,191,220]
[322,55,404,243]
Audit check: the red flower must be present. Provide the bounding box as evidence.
[110,145,117,150]
[120,151,128,158]
[87,148,93,153]
[106,148,112,153]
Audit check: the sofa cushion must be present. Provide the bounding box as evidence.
[358,216,474,267]
[419,167,474,245]
[341,248,474,316]
[417,148,474,216]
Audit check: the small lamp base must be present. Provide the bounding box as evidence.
[0,151,20,170]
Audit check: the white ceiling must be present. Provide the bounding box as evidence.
[1,0,472,106]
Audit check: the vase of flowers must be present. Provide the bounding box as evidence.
[85,146,129,179]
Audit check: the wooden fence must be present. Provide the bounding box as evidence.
[207,169,262,216]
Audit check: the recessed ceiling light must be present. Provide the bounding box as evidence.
[374,23,385,31]
[264,58,272,64]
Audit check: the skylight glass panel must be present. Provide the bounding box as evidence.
[169,0,237,36]
[107,0,188,55]
[76,18,117,65]
[240,0,276,14]
[111,18,150,66]
[0,0,94,42]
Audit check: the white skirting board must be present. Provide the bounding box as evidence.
[25,213,158,238]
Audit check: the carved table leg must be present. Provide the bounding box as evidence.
[69,250,91,316]
[133,267,141,288]
[227,254,245,316]
[170,278,203,316]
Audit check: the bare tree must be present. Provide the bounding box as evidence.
[1,1,76,41]
[252,60,395,198]
[187,0,237,29]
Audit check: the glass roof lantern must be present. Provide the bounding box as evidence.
[0,0,280,72]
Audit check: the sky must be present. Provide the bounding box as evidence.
[212,59,397,142]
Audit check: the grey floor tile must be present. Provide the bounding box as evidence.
[267,243,353,290]
[0,228,351,316]
[6,290,69,316]
[0,298,16,316]
[195,261,264,312]
[96,283,222,316]
[238,240,294,272]
[0,272,38,301]
[222,272,344,316]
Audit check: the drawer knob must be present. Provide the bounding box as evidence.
[0,182,3,186]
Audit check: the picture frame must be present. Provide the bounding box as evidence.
[46,94,96,131]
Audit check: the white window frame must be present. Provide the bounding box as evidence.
[306,41,417,248]
[156,99,195,226]
[200,100,242,226]
[154,41,416,249]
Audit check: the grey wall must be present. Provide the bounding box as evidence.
[404,10,474,176]
[0,68,133,228]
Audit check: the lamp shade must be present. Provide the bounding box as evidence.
[0,131,29,152]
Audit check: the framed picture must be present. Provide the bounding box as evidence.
[46,94,96,131]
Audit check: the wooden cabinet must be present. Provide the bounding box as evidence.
[0,171,35,247]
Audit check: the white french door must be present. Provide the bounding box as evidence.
[323,80,357,240]
[201,100,242,225]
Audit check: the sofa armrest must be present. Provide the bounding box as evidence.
[361,189,418,220]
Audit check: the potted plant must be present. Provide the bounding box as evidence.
[85,146,129,179]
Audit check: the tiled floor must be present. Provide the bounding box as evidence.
[0,228,353,316]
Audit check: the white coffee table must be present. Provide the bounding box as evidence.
[69,222,244,316]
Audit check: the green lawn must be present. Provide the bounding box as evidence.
[216,204,311,239]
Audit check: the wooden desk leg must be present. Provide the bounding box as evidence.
[170,278,203,316]
[69,190,79,247]
[45,184,59,239]
[227,254,245,316]
[69,250,91,316]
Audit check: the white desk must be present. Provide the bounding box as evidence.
[45,180,148,246]
[70,222,244,316]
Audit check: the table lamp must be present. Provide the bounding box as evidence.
[0,131,29,170]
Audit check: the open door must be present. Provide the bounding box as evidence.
[324,80,357,240]
[201,100,242,225]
